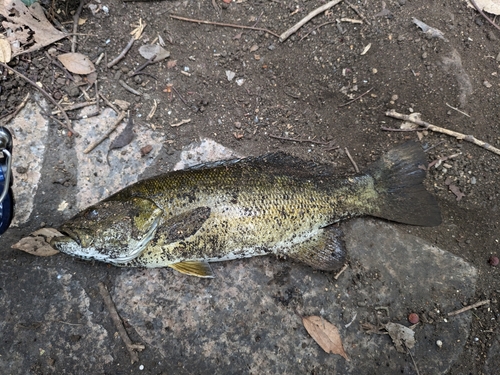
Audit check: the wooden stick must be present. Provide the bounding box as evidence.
[344,147,359,173]
[447,299,490,316]
[52,101,96,114]
[71,0,86,53]
[334,263,349,280]
[0,92,30,124]
[170,14,280,38]
[107,37,135,68]
[338,87,373,107]
[99,93,120,115]
[0,62,78,136]
[119,80,142,96]
[279,0,343,42]
[385,110,500,156]
[84,111,127,153]
[98,283,145,364]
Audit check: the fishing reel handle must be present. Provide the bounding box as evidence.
[0,126,13,235]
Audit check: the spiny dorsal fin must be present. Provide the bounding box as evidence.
[184,152,335,178]
[169,261,214,278]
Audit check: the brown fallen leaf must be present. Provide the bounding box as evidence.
[0,0,67,57]
[58,52,96,75]
[385,322,415,353]
[11,228,63,257]
[302,315,350,361]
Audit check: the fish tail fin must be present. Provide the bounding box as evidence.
[365,141,441,226]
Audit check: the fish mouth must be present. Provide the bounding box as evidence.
[50,234,79,251]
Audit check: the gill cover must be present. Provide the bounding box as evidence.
[51,197,163,264]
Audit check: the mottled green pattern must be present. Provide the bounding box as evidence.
[107,161,376,267]
[52,143,441,272]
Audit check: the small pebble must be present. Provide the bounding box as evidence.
[436,339,443,348]
[139,364,144,370]
[489,255,499,266]
[408,313,419,324]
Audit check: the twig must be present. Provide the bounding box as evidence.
[119,80,142,96]
[445,102,470,117]
[380,126,422,132]
[334,263,349,280]
[345,1,371,25]
[147,99,157,120]
[99,93,120,114]
[0,62,77,136]
[98,283,145,364]
[385,110,500,156]
[469,0,500,33]
[407,349,420,375]
[107,37,135,68]
[344,147,360,173]
[279,0,343,42]
[269,134,328,145]
[0,92,30,124]
[72,0,86,53]
[170,14,280,38]
[447,299,490,316]
[128,55,157,77]
[171,85,188,106]
[84,111,127,153]
[52,101,96,114]
[300,21,336,41]
[170,118,191,127]
[338,87,373,107]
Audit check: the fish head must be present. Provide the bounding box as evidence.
[51,197,164,264]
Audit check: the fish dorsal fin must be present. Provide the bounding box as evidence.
[158,207,211,242]
[287,226,347,271]
[184,152,334,178]
[169,261,214,278]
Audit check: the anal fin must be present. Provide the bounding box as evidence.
[169,260,214,278]
[287,226,346,271]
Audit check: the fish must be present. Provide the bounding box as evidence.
[51,141,441,278]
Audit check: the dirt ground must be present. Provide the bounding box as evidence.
[1,0,500,373]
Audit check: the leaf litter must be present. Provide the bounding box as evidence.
[302,315,349,361]
[11,228,62,256]
[0,0,67,57]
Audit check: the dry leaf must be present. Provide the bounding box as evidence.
[11,228,63,257]
[58,52,96,75]
[0,0,67,57]
[0,36,11,63]
[138,44,170,62]
[466,0,500,15]
[385,322,415,353]
[302,316,350,361]
[109,116,135,151]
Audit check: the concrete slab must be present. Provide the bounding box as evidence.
[112,219,477,374]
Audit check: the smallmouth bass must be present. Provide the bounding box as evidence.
[51,142,441,277]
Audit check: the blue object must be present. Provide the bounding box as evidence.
[0,127,13,236]
[0,166,13,235]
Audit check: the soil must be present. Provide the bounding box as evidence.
[1,0,500,374]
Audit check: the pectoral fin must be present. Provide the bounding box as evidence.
[169,260,214,278]
[287,226,346,271]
